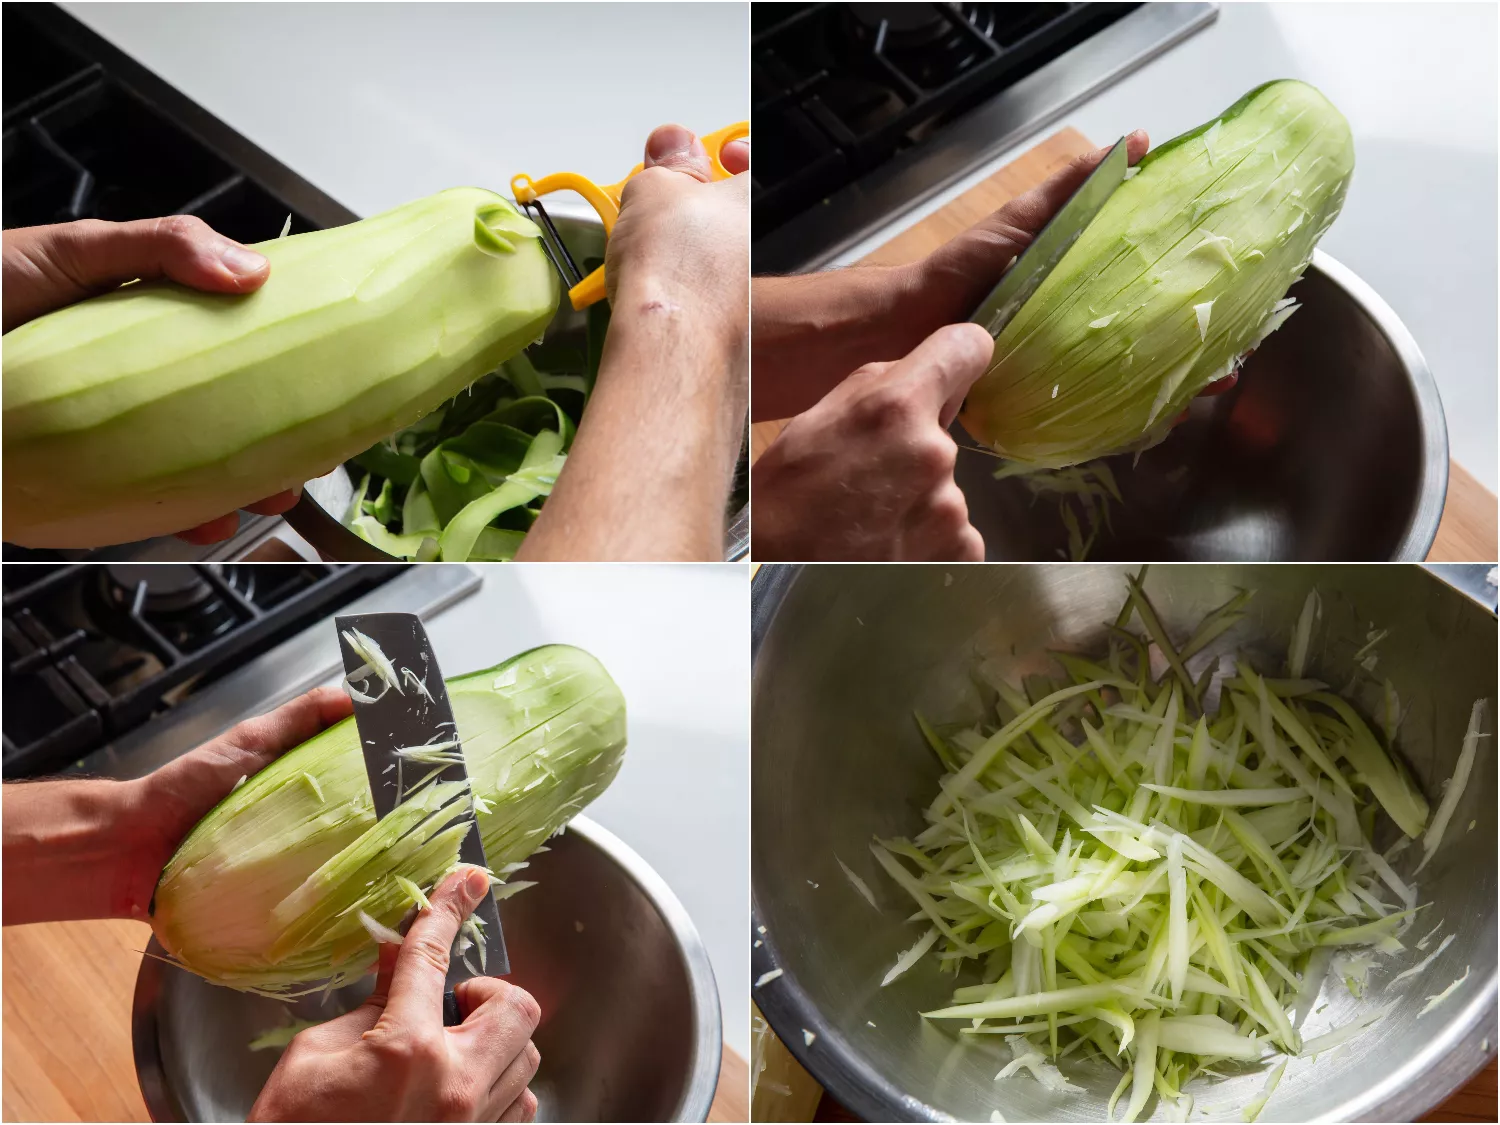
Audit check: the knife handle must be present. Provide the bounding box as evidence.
[443,989,462,1028]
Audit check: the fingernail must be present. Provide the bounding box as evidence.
[465,868,490,900]
[220,244,267,277]
[646,123,698,165]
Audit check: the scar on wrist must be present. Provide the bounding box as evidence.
[636,296,685,318]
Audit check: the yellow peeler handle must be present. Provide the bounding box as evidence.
[511,121,748,310]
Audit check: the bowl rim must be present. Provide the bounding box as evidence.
[132,814,723,1123]
[749,564,1496,1123]
[1311,249,1449,563]
[946,248,1451,563]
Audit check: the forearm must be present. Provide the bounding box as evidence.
[750,263,933,421]
[517,285,747,561]
[2,778,156,924]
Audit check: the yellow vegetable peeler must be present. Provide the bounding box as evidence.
[511,121,748,311]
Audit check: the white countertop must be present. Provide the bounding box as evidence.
[64,1,748,221]
[837,1,1499,493]
[420,563,751,1060]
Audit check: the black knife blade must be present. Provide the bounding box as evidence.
[335,612,510,1011]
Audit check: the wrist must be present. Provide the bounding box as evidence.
[608,274,745,362]
[1,777,161,924]
[892,259,959,345]
[909,245,989,328]
[67,778,163,920]
[918,220,1042,329]
[114,778,173,919]
[835,261,950,360]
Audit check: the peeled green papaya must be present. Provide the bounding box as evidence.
[3,188,559,547]
[153,644,627,994]
[961,80,1355,468]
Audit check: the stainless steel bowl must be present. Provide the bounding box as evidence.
[134,816,722,1122]
[751,564,1496,1122]
[284,212,751,561]
[955,251,1450,561]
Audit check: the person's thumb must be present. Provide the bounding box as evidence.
[643,123,713,182]
[720,138,750,176]
[886,322,995,430]
[53,214,270,297]
[378,866,489,1027]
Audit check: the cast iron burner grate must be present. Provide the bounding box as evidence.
[751,2,1137,244]
[2,6,320,240]
[1,564,402,778]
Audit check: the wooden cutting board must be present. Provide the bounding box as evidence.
[2,918,748,1122]
[749,128,1498,563]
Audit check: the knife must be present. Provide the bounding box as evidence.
[335,612,509,1025]
[970,136,1131,339]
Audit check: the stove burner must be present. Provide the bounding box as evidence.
[848,4,1001,94]
[848,3,950,39]
[847,3,1000,58]
[103,563,214,612]
[91,564,247,657]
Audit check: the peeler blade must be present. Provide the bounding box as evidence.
[519,198,584,290]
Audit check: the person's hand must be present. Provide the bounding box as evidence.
[1,216,300,542]
[250,868,542,1123]
[909,131,1151,334]
[603,123,748,337]
[2,685,352,927]
[752,131,1235,425]
[117,686,353,921]
[519,123,749,561]
[752,323,993,561]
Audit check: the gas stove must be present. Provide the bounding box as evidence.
[1,563,478,779]
[3,3,355,237]
[2,3,360,564]
[751,2,1217,272]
